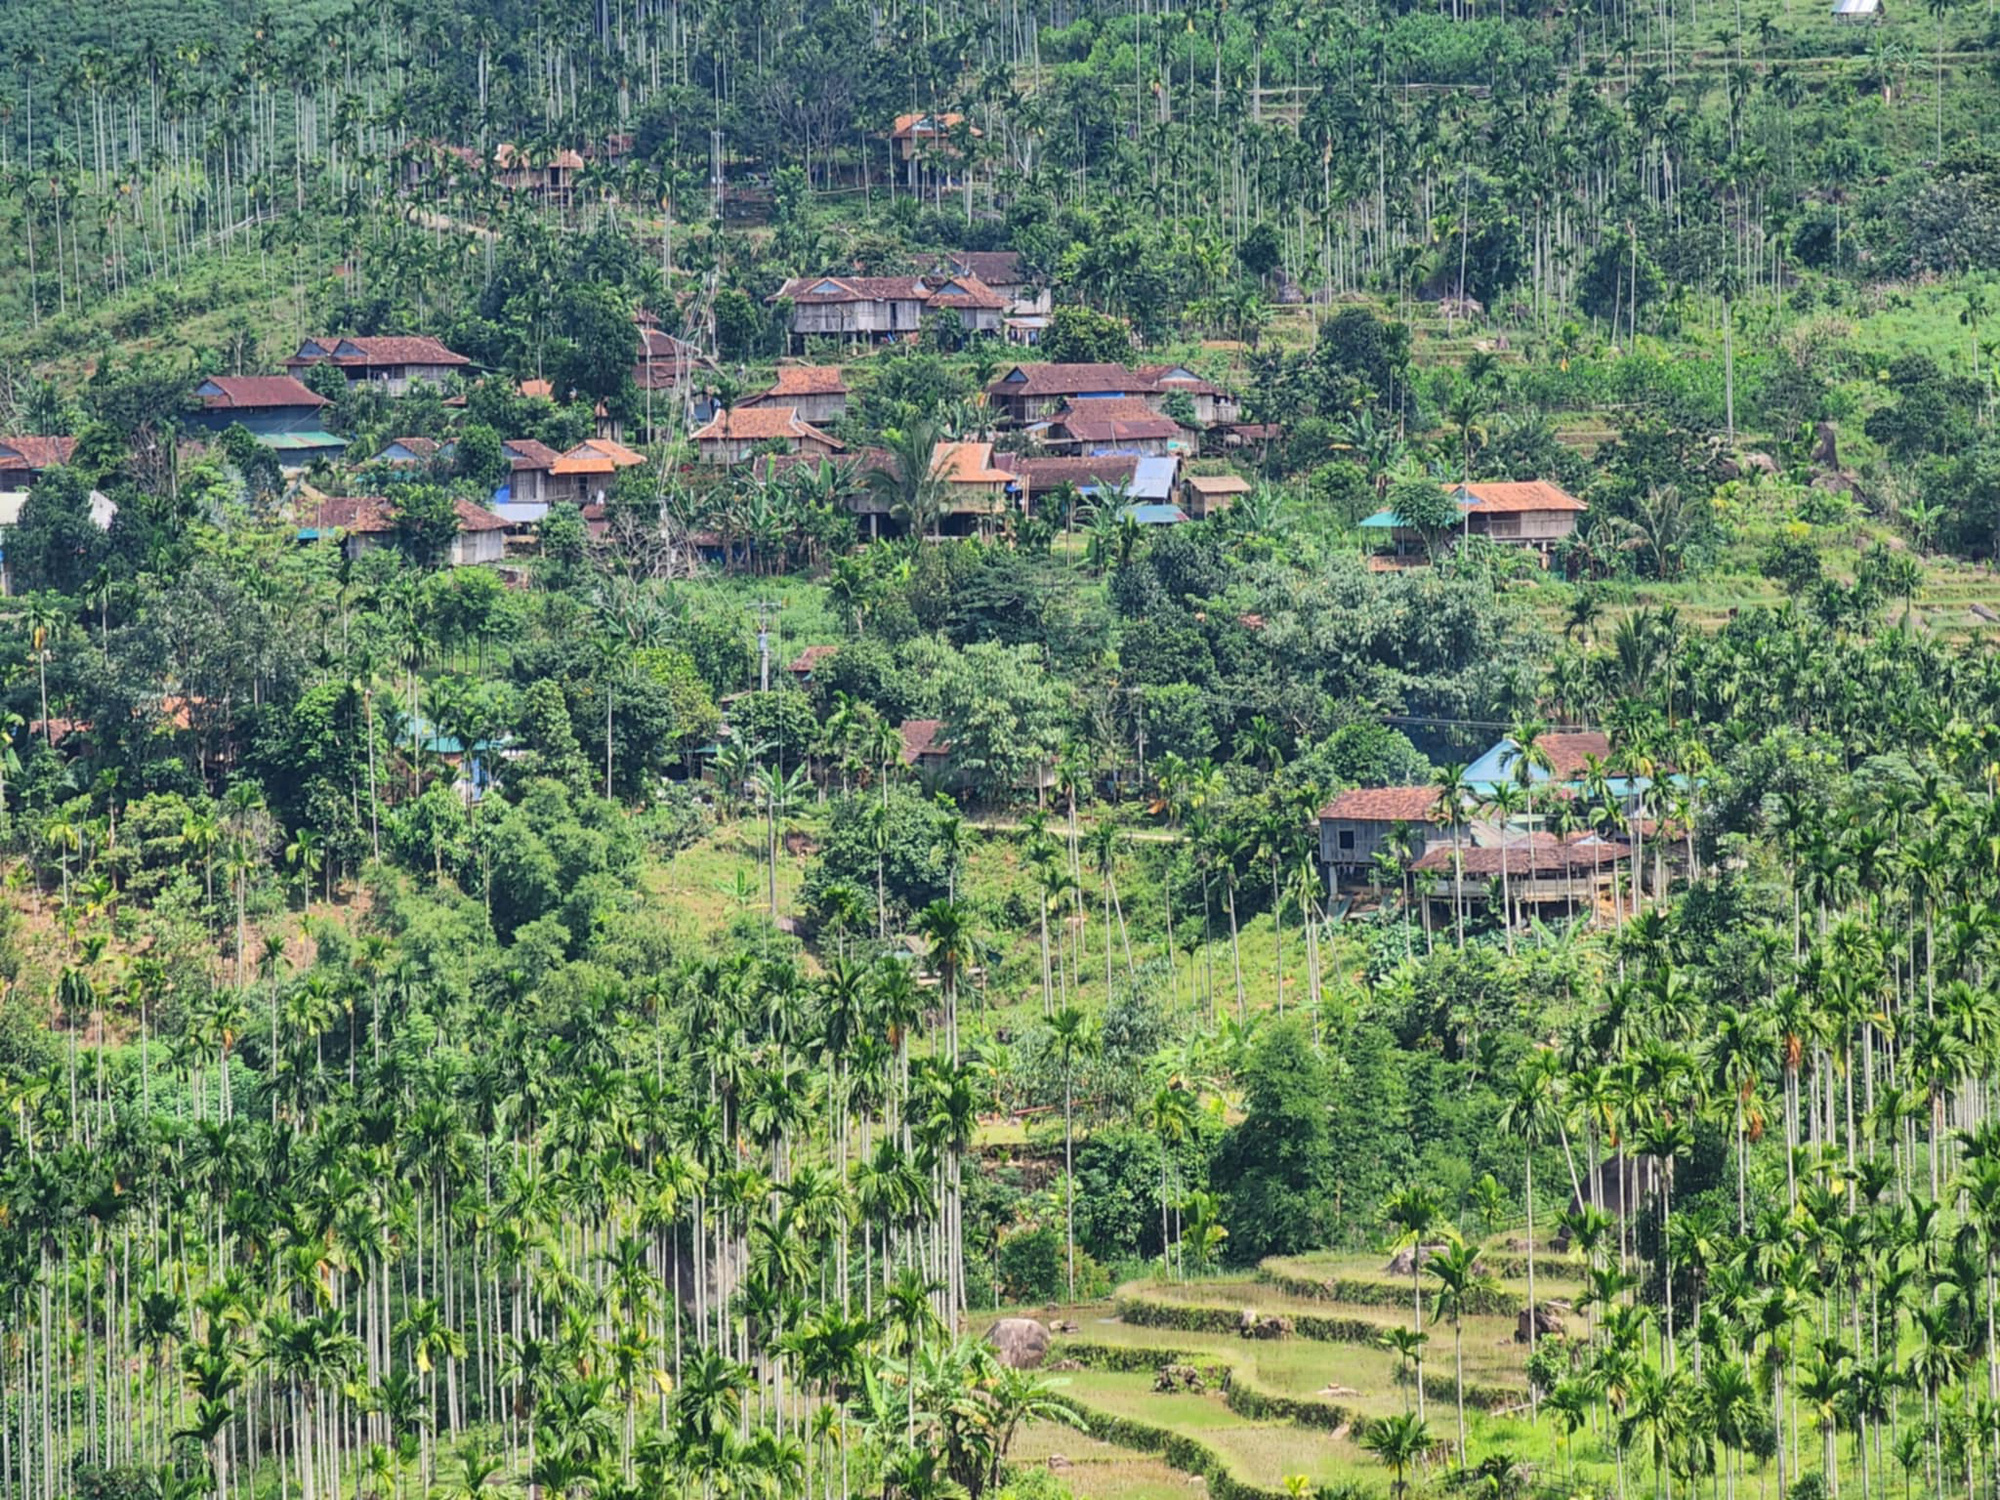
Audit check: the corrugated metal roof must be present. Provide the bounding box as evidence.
[1131,456,1179,501]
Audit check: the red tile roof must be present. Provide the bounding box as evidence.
[1138,364,1226,397]
[1050,398,1180,443]
[997,455,1140,492]
[552,437,646,475]
[948,250,1024,285]
[892,112,968,139]
[638,327,711,362]
[899,718,947,764]
[1317,786,1443,823]
[310,495,507,535]
[197,375,328,410]
[287,336,470,369]
[926,275,1006,310]
[774,275,1004,311]
[1454,480,1586,515]
[453,499,511,531]
[692,407,845,448]
[0,436,78,470]
[932,441,1012,484]
[988,363,1148,398]
[761,365,847,397]
[787,645,840,674]
[1538,732,1614,779]
[504,438,564,471]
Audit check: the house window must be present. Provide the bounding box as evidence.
[1488,515,1522,538]
[1337,830,1355,852]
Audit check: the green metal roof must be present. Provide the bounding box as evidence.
[258,431,347,451]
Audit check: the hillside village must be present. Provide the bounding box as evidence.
[7,8,2000,1500]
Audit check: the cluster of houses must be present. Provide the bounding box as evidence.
[0,252,1591,582]
[401,135,640,206]
[1315,731,1664,922]
[767,250,1053,349]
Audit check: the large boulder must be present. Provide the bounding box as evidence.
[1514,1304,1566,1344]
[1384,1243,1451,1276]
[1235,1309,1295,1340]
[986,1318,1052,1370]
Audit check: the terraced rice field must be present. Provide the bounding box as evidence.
[1008,1248,1596,1500]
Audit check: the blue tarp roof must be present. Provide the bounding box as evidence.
[1122,503,1188,525]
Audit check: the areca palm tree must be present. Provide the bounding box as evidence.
[1359,1411,1434,1498]
[1498,1051,1563,1392]
[1381,1183,1454,1422]
[1427,1241,1496,1466]
[1431,762,1472,948]
[1048,1005,1095,1303]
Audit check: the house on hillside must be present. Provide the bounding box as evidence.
[0,486,114,594]
[1138,365,1241,426]
[928,441,1020,533]
[286,336,471,395]
[1181,473,1251,518]
[371,436,454,468]
[550,437,646,504]
[946,251,1049,316]
[768,275,1004,350]
[899,718,954,777]
[983,362,1238,428]
[1359,480,1586,564]
[493,143,586,202]
[984,363,1152,425]
[690,407,846,465]
[786,645,840,683]
[0,437,79,487]
[500,439,564,505]
[1041,398,1186,456]
[301,495,508,566]
[192,376,347,467]
[1410,838,1633,917]
[1318,786,1458,888]
[892,113,976,163]
[632,322,720,428]
[743,367,848,426]
[999,455,1139,516]
[1461,730,1662,816]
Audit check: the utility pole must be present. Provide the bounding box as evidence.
[750,599,782,691]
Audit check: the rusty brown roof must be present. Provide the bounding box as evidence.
[899,718,947,763]
[1316,787,1442,823]
[197,375,328,410]
[0,436,78,470]
[988,363,1147,398]
[1454,480,1587,515]
[692,407,844,447]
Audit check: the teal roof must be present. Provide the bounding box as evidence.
[1122,503,1188,525]
[1360,493,1479,529]
[259,431,347,451]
